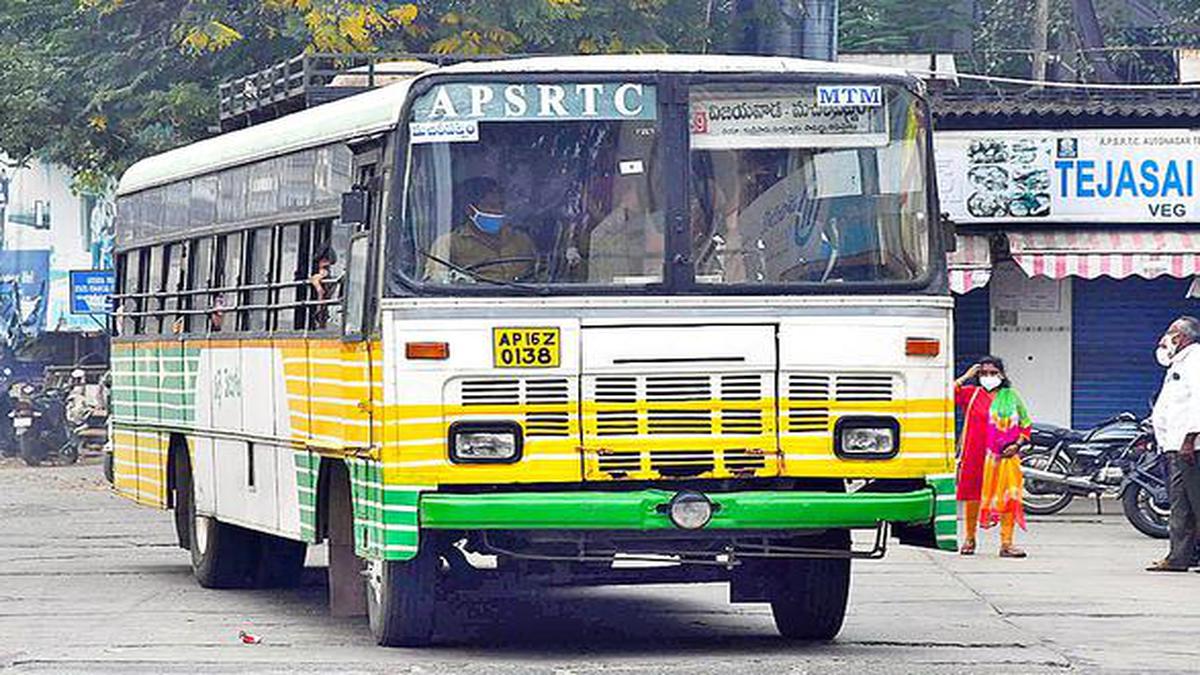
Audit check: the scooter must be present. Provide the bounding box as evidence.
[1020,413,1142,515]
[11,381,73,466]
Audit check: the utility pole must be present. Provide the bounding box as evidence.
[732,0,839,61]
[1031,0,1051,83]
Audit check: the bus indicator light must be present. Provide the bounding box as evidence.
[905,338,940,357]
[406,342,450,360]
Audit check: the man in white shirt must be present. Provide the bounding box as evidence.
[1148,316,1200,572]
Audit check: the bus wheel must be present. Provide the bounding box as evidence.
[177,455,257,588]
[253,534,307,588]
[365,548,438,647]
[769,532,852,641]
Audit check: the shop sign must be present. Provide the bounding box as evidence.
[936,129,1200,224]
[689,88,889,150]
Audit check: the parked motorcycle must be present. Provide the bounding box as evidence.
[1020,412,1142,515]
[11,380,73,466]
[0,369,16,458]
[1118,423,1169,539]
[64,368,109,461]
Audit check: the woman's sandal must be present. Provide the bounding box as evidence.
[1145,559,1189,572]
[999,546,1028,559]
[959,541,976,556]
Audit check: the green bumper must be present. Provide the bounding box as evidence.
[420,488,935,531]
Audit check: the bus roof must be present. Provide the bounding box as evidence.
[117,54,913,196]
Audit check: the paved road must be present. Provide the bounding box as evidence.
[0,461,1196,674]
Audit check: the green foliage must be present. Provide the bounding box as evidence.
[0,0,726,187]
[839,0,971,53]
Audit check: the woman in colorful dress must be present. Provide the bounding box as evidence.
[954,356,1030,558]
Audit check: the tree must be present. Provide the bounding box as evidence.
[0,0,726,189]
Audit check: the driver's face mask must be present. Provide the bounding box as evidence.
[469,205,505,235]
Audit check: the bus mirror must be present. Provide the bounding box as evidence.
[341,189,369,225]
[940,213,957,253]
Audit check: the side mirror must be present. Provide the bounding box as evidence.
[340,189,369,226]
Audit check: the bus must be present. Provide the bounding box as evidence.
[110,54,957,647]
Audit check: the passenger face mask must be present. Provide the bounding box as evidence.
[979,375,1003,392]
[469,206,505,235]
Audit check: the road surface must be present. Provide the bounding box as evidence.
[0,460,1195,673]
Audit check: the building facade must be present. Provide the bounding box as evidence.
[935,92,1200,428]
[0,156,113,359]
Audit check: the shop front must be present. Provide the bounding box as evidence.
[936,128,1200,428]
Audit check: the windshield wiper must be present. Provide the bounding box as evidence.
[419,250,547,294]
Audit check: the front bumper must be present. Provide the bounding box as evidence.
[420,488,935,531]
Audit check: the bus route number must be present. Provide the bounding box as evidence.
[493,327,560,368]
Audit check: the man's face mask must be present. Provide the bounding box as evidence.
[469,205,505,235]
[1157,335,1178,367]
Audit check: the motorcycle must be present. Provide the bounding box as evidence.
[0,369,16,458]
[1020,412,1142,515]
[64,369,109,461]
[10,380,73,466]
[1118,423,1170,539]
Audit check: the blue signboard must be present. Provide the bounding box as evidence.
[69,270,114,314]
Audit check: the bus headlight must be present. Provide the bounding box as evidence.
[835,417,900,460]
[449,422,523,463]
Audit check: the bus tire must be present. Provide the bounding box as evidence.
[366,548,439,647]
[178,455,258,588]
[253,534,307,588]
[769,532,852,642]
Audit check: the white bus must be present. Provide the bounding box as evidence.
[110,54,956,647]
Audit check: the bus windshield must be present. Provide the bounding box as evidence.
[401,81,664,288]
[397,79,931,291]
[689,83,930,285]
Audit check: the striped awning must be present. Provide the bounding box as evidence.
[947,234,993,294]
[1008,230,1200,280]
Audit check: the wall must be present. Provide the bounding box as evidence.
[1,157,113,337]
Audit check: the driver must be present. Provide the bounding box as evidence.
[430,177,536,283]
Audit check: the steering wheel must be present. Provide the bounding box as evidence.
[463,257,540,282]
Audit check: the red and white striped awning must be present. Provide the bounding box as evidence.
[947,234,992,294]
[1008,230,1200,280]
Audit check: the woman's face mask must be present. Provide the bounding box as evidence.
[469,205,505,235]
[979,374,1003,391]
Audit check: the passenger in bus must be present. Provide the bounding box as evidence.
[585,166,663,284]
[308,241,337,329]
[429,177,537,283]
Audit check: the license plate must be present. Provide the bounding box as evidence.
[493,327,561,368]
[13,418,31,428]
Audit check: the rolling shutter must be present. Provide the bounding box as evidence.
[954,288,991,376]
[1072,277,1197,428]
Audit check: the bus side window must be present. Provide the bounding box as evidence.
[117,251,138,337]
[211,233,240,333]
[241,227,275,333]
[275,224,301,331]
[163,243,186,335]
[307,219,344,331]
[134,248,150,335]
[186,236,212,334]
[146,246,165,335]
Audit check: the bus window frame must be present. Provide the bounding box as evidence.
[384,70,946,299]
